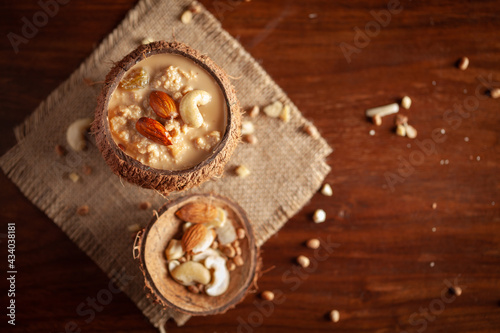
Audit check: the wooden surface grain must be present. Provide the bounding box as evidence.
[1,0,499,332]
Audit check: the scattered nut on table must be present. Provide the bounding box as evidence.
[306,238,320,249]
[303,123,319,138]
[320,183,332,196]
[181,10,193,24]
[396,124,406,137]
[263,101,283,118]
[280,104,291,122]
[313,209,326,223]
[329,309,340,323]
[69,172,80,183]
[365,102,399,118]
[55,144,66,157]
[67,118,93,151]
[450,285,462,296]
[490,88,500,99]
[297,255,310,268]
[248,105,260,118]
[372,114,382,126]
[401,96,412,110]
[77,205,89,216]
[243,134,258,144]
[458,56,469,70]
[241,121,255,135]
[127,223,141,233]
[261,291,275,301]
[139,201,152,210]
[235,165,250,178]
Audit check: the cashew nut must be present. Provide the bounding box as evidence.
[66,118,93,151]
[165,239,185,260]
[191,248,220,263]
[168,259,180,273]
[215,219,237,245]
[179,90,212,128]
[204,207,227,229]
[192,229,216,254]
[170,261,211,286]
[204,255,230,296]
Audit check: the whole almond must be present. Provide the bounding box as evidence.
[135,117,173,146]
[182,223,208,253]
[175,202,217,223]
[149,91,179,119]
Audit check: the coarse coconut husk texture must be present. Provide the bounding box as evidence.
[93,41,241,195]
[138,194,261,316]
[0,0,332,330]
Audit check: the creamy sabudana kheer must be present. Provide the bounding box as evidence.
[108,53,227,170]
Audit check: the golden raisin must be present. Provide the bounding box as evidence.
[119,68,149,90]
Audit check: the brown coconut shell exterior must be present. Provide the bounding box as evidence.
[137,194,260,316]
[92,41,241,195]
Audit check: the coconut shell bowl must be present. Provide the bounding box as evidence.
[93,41,241,195]
[135,194,259,315]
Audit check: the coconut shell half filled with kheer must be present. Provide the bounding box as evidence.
[93,41,241,194]
[137,194,260,316]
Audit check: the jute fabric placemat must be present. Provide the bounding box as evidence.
[0,0,331,329]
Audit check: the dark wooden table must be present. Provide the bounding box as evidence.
[1,0,499,332]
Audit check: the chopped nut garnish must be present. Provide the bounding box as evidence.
[141,37,154,45]
[329,309,340,323]
[263,101,283,118]
[55,144,66,157]
[490,88,500,99]
[303,123,319,138]
[449,286,462,296]
[235,165,250,178]
[82,165,92,175]
[395,114,408,126]
[432,202,437,210]
[306,238,320,249]
[69,172,80,183]
[234,255,244,266]
[396,124,406,137]
[236,228,246,239]
[77,205,89,216]
[139,201,152,210]
[458,56,469,70]
[248,105,260,118]
[280,104,291,122]
[189,2,202,13]
[365,103,399,118]
[222,244,236,258]
[241,121,255,135]
[227,261,236,271]
[127,224,141,232]
[243,134,258,144]
[401,96,412,110]
[320,183,332,196]
[404,123,418,139]
[181,10,193,24]
[313,209,326,223]
[261,291,275,301]
[297,255,310,268]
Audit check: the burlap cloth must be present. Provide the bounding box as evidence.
[0,0,331,329]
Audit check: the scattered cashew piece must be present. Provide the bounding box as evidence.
[67,118,93,151]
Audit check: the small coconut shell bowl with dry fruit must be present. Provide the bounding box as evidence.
[135,194,259,315]
[93,41,241,194]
